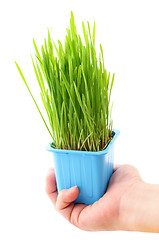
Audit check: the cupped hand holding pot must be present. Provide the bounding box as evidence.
[46,165,159,232]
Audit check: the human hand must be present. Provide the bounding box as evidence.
[46,164,159,232]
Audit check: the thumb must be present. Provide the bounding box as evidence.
[56,186,79,210]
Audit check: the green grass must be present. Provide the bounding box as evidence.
[15,12,115,151]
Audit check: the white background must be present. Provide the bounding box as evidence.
[0,0,159,239]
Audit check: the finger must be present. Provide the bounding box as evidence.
[76,194,115,231]
[56,187,87,228]
[56,186,79,210]
[45,168,58,205]
[46,172,87,228]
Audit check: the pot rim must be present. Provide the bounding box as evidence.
[46,129,120,155]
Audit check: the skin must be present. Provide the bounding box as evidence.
[45,164,159,232]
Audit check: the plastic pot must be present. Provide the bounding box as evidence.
[47,129,120,205]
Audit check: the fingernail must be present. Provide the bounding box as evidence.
[68,186,78,192]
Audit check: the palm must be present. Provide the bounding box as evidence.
[46,165,142,231]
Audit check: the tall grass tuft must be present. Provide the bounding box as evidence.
[15,12,115,151]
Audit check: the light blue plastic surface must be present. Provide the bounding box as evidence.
[47,129,120,205]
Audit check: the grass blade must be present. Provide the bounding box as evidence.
[15,61,53,140]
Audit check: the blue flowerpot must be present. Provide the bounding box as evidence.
[47,129,120,205]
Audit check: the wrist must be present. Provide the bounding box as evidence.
[120,181,159,232]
